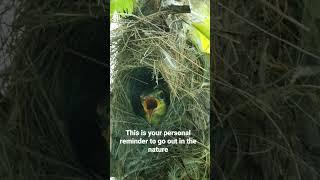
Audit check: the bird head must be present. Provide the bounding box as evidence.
[140,89,167,125]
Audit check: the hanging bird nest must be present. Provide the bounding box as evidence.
[110,2,210,179]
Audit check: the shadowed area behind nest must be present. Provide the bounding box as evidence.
[127,68,170,125]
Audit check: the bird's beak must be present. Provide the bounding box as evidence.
[146,110,153,124]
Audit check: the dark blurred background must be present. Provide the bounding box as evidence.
[213,0,320,179]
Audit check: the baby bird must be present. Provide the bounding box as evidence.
[140,89,167,125]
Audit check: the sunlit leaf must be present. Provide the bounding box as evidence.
[189,17,210,54]
[110,0,135,19]
[188,2,210,54]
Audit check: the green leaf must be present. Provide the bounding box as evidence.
[189,17,210,54]
[110,0,135,19]
[191,18,210,40]
[188,2,210,54]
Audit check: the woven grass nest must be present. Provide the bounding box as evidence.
[110,5,210,180]
[3,0,320,180]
